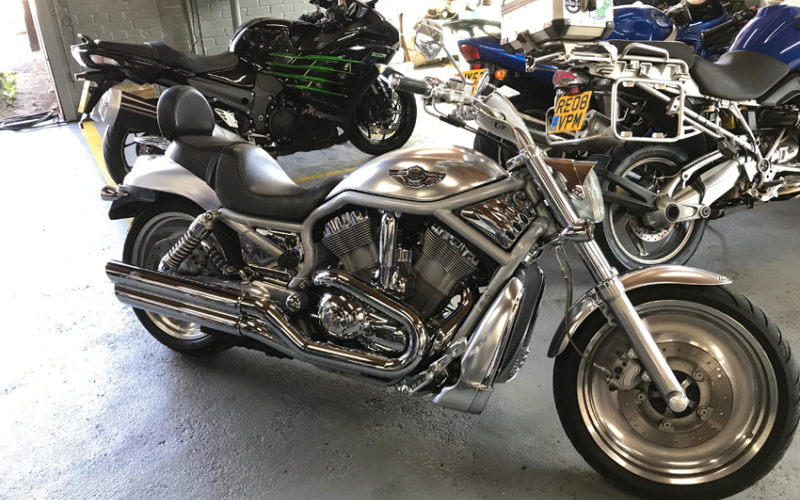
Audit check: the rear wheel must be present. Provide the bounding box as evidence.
[554,285,800,500]
[122,201,240,355]
[349,90,417,156]
[595,145,706,272]
[103,125,165,184]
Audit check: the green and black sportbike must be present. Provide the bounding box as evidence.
[71,0,416,183]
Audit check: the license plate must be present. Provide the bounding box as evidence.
[78,80,93,114]
[464,68,487,96]
[549,91,592,134]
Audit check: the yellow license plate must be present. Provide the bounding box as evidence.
[464,68,487,96]
[78,80,93,114]
[549,91,592,134]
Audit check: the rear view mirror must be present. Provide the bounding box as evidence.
[415,20,445,60]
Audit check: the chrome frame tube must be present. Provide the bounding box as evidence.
[378,212,397,290]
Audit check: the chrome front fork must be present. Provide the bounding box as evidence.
[522,147,689,412]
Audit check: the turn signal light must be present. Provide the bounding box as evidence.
[459,44,480,61]
[495,69,507,80]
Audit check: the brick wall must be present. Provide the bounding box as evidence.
[52,0,313,99]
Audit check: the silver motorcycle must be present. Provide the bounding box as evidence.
[99,19,798,500]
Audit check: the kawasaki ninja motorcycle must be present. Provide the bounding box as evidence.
[98,19,798,500]
[71,0,416,183]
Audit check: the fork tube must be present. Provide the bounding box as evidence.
[521,146,689,412]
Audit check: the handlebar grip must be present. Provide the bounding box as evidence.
[700,19,739,49]
[391,75,429,95]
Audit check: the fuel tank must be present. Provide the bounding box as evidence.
[326,146,507,202]
[730,4,800,70]
[606,6,673,42]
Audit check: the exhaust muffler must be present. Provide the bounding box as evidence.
[93,88,161,134]
[106,261,427,379]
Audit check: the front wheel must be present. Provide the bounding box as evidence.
[554,285,799,500]
[349,89,417,156]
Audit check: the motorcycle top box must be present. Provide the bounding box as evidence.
[501,0,615,50]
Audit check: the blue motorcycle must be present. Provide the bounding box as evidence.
[515,2,800,272]
[450,0,755,162]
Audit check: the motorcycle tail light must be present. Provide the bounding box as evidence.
[552,70,586,89]
[90,54,120,67]
[459,44,480,62]
[470,63,481,70]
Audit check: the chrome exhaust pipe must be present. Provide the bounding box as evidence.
[106,262,427,379]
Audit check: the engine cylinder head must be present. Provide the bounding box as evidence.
[322,211,379,281]
[408,226,479,318]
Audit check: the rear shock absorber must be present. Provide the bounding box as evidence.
[158,211,221,273]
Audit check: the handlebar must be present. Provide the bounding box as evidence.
[701,8,757,51]
[387,74,430,95]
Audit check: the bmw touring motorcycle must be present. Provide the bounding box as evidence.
[71,0,415,183]
[99,19,798,500]
[521,2,800,271]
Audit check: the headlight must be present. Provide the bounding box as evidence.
[570,170,605,223]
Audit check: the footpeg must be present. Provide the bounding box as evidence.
[391,338,467,395]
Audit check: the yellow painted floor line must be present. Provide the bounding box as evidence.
[80,121,132,227]
[80,121,116,187]
[293,166,357,183]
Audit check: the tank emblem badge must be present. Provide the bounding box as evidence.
[389,166,446,189]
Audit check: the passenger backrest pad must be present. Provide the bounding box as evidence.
[157,86,215,139]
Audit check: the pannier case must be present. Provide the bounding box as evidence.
[500,0,615,53]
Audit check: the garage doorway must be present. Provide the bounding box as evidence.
[0,0,58,121]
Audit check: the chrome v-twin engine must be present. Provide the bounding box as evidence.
[320,210,479,319]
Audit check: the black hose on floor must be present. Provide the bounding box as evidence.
[0,110,62,131]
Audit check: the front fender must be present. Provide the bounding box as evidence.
[122,155,221,212]
[547,266,731,358]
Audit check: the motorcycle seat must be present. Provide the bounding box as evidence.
[146,41,239,74]
[606,40,695,68]
[158,86,243,182]
[690,50,790,101]
[213,142,344,222]
[95,39,238,74]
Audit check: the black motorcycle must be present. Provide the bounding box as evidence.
[71,0,416,183]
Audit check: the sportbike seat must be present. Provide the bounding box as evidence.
[689,50,790,101]
[95,40,238,74]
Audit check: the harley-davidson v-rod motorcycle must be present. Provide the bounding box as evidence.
[71,0,416,183]
[99,20,798,500]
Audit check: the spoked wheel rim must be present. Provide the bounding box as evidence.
[578,300,778,484]
[130,212,215,341]
[608,158,695,265]
[355,92,406,146]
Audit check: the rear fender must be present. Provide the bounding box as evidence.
[120,156,221,214]
[547,266,732,358]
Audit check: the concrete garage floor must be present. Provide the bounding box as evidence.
[2,92,800,500]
